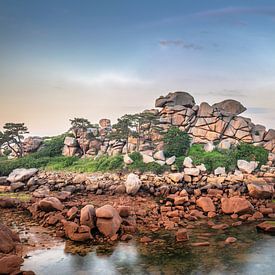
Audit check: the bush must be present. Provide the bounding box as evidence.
[235,143,268,166]
[174,156,186,171]
[188,144,237,172]
[163,127,191,157]
[34,134,65,158]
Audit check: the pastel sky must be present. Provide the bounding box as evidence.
[0,0,275,136]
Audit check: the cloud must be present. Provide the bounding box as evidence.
[159,40,203,50]
[63,72,152,88]
[195,6,275,18]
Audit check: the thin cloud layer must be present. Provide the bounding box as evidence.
[159,40,203,50]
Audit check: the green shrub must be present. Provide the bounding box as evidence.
[174,156,186,171]
[188,144,237,172]
[34,134,65,158]
[235,143,268,166]
[163,127,191,157]
[129,152,143,162]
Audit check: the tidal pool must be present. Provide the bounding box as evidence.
[23,223,275,275]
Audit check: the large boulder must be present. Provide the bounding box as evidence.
[80,205,96,229]
[237,160,258,174]
[184,167,200,176]
[23,136,43,153]
[0,255,24,275]
[64,136,77,147]
[7,168,38,183]
[0,223,20,254]
[99,118,111,128]
[212,99,246,115]
[247,183,274,199]
[221,197,253,214]
[155,92,195,108]
[38,197,64,212]
[125,173,142,195]
[96,205,122,237]
[62,220,92,242]
[196,197,215,212]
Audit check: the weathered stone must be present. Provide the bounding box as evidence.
[10,182,25,191]
[38,197,64,212]
[198,102,214,117]
[64,136,77,147]
[196,197,215,212]
[212,99,246,115]
[221,197,253,214]
[155,91,195,108]
[96,205,122,237]
[264,129,275,141]
[99,118,111,128]
[214,167,226,176]
[168,173,183,183]
[62,220,92,242]
[184,167,200,176]
[225,237,237,244]
[237,160,258,174]
[80,205,96,229]
[7,168,38,183]
[0,223,20,254]
[153,150,165,161]
[166,156,176,165]
[0,255,23,275]
[183,157,193,168]
[247,183,274,199]
[142,153,155,164]
[256,221,275,234]
[125,173,142,195]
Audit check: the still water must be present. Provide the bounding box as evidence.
[23,223,275,275]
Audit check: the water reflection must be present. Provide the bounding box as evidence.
[23,233,275,275]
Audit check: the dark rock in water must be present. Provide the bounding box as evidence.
[256,221,275,234]
[155,91,195,108]
[0,255,24,274]
[0,223,20,253]
[212,99,246,115]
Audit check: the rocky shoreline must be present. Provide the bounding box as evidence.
[0,165,275,274]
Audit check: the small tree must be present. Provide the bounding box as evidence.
[109,114,136,153]
[131,112,160,151]
[0,123,29,158]
[69,118,93,156]
[163,127,191,157]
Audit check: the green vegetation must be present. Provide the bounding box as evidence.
[127,152,168,174]
[0,192,31,202]
[188,143,268,172]
[188,144,236,172]
[235,143,268,166]
[0,134,67,176]
[163,127,191,157]
[0,122,29,158]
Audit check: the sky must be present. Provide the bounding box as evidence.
[0,0,275,136]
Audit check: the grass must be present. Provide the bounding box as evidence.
[0,192,32,202]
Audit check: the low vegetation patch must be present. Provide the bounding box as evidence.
[0,192,31,202]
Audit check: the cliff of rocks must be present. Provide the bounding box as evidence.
[61,91,275,158]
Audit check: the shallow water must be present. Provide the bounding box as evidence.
[23,222,275,275]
